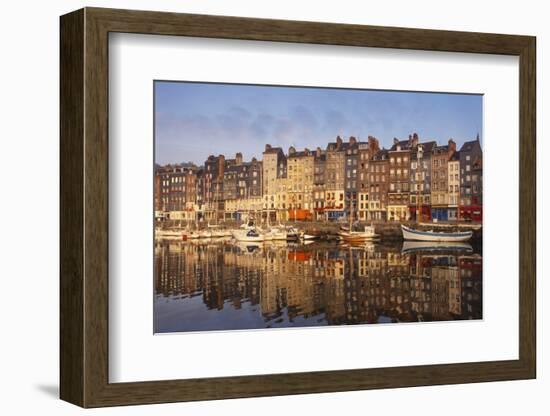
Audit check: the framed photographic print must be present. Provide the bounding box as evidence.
[60,7,536,408]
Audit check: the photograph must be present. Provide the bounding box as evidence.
[153,81,483,333]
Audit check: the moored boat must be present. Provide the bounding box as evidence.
[155,229,185,239]
[338,225,379,242]
[231,228,265,242]
[263,226,288,241]
[231,218,265,242]
[401,224,473,242]
[300,232,318,240]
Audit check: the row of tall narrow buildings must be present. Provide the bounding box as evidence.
[155,133,483,223]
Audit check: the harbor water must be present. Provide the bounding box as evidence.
[154,237,482,333]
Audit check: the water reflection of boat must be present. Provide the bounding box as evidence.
[401,224,473,242]
[401,240,473,254]
[234,241,262,253]
[339,240,376,251]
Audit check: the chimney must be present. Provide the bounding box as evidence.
[393,138,400,145]
[448,139,456,154]
[349,136,357,145]
[336,135,343,149]
[368,136,380,154]
[304,148,310,155]
[316,147,322,157]
[288,146,296,155]
[235,152,243,165]
[412,133,419,146]
[264,144,272,152]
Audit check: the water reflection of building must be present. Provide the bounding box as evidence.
[155,241,482,331]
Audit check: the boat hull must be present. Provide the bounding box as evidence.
[401,225,473,242]
[337,231,379,241]
[231,229,265,242]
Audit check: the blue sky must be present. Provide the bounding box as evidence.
[155,81,482,165]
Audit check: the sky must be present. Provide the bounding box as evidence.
[154,81,482,166]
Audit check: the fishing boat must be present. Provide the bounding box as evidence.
[338,225,379,242]
[401,224,473,242]
[401,240,473,254]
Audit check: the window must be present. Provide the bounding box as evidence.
[466,164,471,172]
[466,155,471,161]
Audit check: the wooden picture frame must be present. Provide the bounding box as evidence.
[60,7,536,408]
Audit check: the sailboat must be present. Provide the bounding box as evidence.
[338,202,378,242]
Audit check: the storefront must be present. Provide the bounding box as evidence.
[431,206,448,222]
[327,210,345,221]
[313,207,326,221]
[458,205,482,222]
[288,208,313,221]
[408,205,432,222]
[387,205,409,221]
[447,207,458,221]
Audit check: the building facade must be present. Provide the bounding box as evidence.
[458,136,483,222]
[387,135,416,221]
[409,140,435,222]
[368,149,389,221]
[287,147,315,221]
[155,134,482,225]
[448,152,460,221]
[325,137,346,221]
[431,139,456,222]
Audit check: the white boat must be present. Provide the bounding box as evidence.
[155,229,185,239]
[264,226,288,241]
[207,223,232,238]
[284,226,301,240]
[301,233,317,240]
[401,240,473,254]
[198,229,212,239]
[231,219,265,242]
[401,224,473,242]
[338,225,379,242]
[231,228,265,242]
[185,230,200,239]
